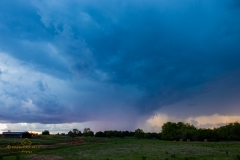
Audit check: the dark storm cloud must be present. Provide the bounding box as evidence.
[79,0,240,113]
[0,0,240,126]
[0,0,71,79]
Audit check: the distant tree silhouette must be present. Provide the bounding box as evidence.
[104,131,113,137]
[65,121,240,141]
[83,128,94,137]
[95,131,105,137]
[134,128,144,139]
[216,122,240,141]
[42,130,50,135]
[68,130,76,138]
[77,131,83,136]
[144,132,151,139]
[88,131,94,137]
[72,129,79,135]
[129,131,135,136]
[68,129,82,137]
[161,122,197,141]
[123,131,130,137]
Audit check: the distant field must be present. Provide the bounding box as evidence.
[1,135,240,160]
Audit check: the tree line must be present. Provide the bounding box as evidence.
[161,121,240,141]
[42,121,240,141]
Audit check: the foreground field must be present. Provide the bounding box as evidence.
[1,136,240,160]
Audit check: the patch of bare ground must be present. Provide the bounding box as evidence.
[26,154,63,160]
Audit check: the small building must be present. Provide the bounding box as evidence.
[2,131,32,138]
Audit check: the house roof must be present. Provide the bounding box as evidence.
[2,131,29,135]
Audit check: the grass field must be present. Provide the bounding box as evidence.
[1,136,240,160]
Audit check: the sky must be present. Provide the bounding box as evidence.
[0,0,240,134]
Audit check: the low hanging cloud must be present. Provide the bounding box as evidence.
[0,0,240,131]
[148,113,240,130]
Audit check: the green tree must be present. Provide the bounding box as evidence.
[113,130,119,137]
[118,131,125,138]
[217,122,240,141]
[161,122,197,140]
[134,128,144,139]
[72,129,79,135]
[95,131,105,137]
[69,129,82,136]
[104,130,113,137]
[161,122,178,140]
[77,131,83,136]
[42,130,50,135]
[83,128,94,137]
[88,131,94,137]
[123,131,130,136]
[144,132,151,139]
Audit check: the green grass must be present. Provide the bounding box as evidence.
[1,136,240,159]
